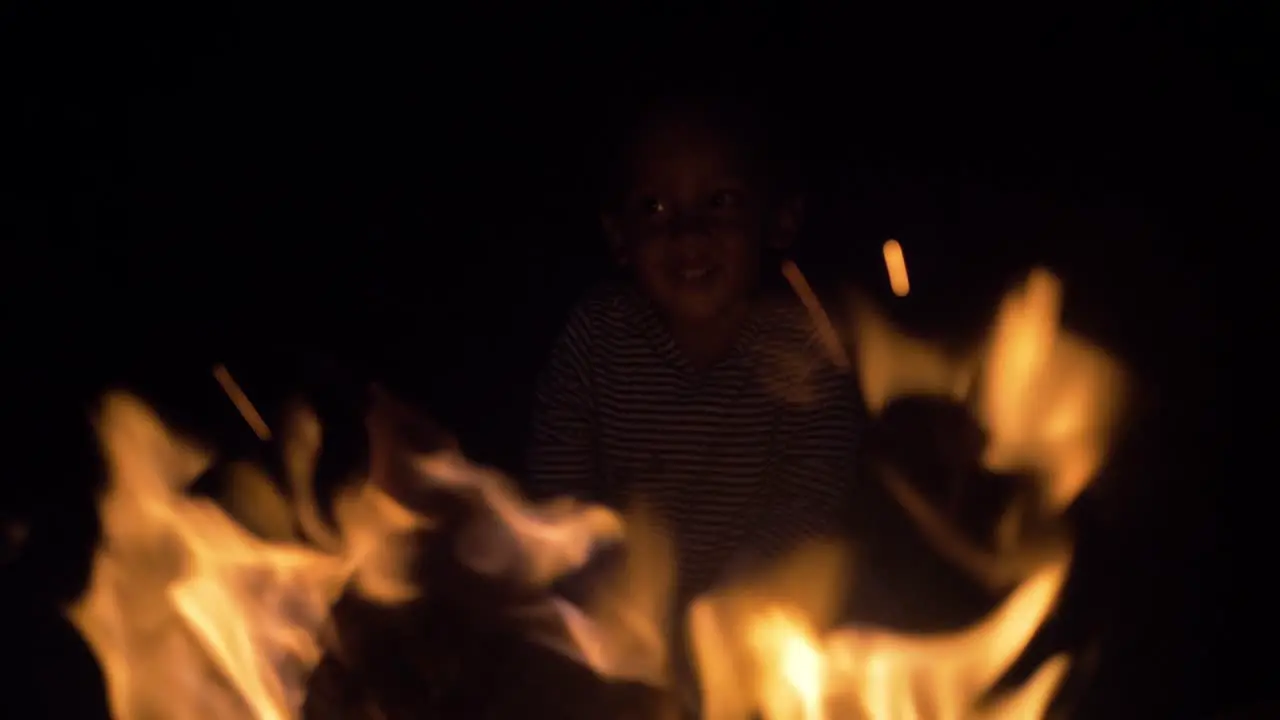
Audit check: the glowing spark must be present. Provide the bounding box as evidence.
[781,260,850,369]
[213,364,272,441]
[882,239,910,297]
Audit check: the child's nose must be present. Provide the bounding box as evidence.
[668,210,711,243]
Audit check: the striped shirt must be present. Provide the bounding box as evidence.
[527,283,862,600]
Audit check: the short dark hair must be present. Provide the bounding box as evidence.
[595,85,800,211]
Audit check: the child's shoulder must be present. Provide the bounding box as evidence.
[572,280,634,316]
[752,290,830,350]
[558,281,645,342]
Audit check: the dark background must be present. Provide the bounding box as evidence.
[1,3,1260,718]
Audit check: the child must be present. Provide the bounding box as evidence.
[527,90,862,605]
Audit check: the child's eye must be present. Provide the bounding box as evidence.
[637,196,666,217]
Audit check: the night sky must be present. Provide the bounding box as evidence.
[2,4,1260,718]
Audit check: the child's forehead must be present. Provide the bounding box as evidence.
[633,125,748,167]
[632,102,755,153]
[624,107,760,181]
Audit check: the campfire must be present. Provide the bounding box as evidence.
[61,266,1122,719]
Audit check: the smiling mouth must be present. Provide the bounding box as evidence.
[680,268,711,281]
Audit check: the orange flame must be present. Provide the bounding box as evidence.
[68,394,349,719]
[64,266,1122,719]
[686,267,1124,718]
[67,390,637,718]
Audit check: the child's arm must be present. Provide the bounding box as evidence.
[526,305,600,502]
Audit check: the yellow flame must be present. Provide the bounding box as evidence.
[69,393,346,719]
[65,264,1122,720]
[67,389,636,718]
[688,267,1124,719]
[754,609,825,720]
[882,239,910,297]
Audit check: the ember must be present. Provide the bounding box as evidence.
[59,266,1121,719]
[881,239,910,298]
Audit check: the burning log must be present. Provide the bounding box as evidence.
[303,591,676,720]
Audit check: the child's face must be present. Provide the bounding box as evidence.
[606,113,766,325]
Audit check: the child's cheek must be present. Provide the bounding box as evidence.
[626,246,676,298]
[627,239,666,274]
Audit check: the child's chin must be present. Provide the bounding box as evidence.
[670,292,734,322]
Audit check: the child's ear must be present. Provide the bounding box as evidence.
[601,212,629,266]
[768,196,805,251]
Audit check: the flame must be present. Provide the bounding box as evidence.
[67,393,351,719]
[66,388,637,718]
[61,265,1121,719]
[689,268,1124,719]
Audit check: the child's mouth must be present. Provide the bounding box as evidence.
[669,257,722,289]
